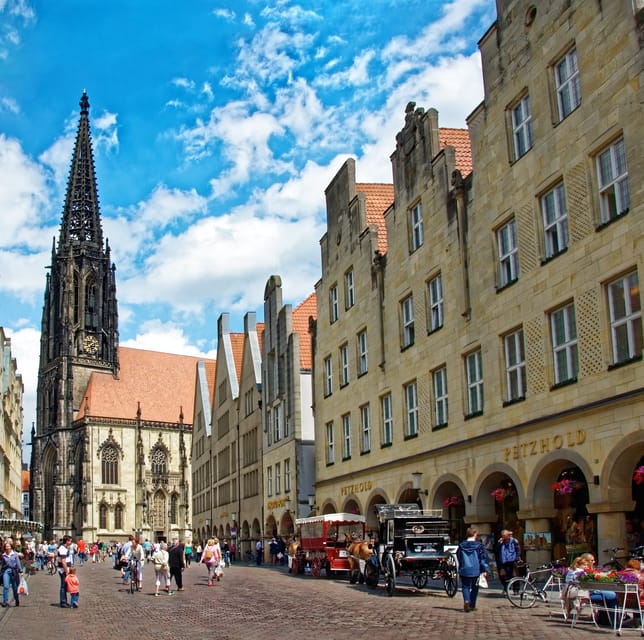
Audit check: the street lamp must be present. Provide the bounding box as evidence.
[411,471,428,496]
[307,494,316,513]
[284,498,291,513]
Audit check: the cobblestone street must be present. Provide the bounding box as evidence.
[0,559,617,639]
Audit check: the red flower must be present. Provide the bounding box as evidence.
[633,466,644,485]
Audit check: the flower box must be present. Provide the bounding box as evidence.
[579,580,627,592]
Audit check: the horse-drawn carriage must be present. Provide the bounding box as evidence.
[350,504,458,597]
[290,512,366,577]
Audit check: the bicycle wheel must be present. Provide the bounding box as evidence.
[129,566,136,594]
[506,577,538,608]
[384,554,396,597]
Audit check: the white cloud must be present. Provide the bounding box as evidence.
[212,8,235,21]
[315,50,376,88]
[120,319,216,359]
[0,134,52,248]
[0,96,19,113]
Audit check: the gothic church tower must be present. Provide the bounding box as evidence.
[31,92,119,540]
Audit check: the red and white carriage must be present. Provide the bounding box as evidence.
[289,512,366,577]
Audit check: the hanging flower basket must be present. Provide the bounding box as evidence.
[443,496,463,507]
[551,479,585,495]
[633,466,644,485]
[491,488,514,503]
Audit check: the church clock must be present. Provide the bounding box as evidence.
[83,335,99,356]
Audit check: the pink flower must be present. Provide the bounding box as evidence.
[633,466,644,486]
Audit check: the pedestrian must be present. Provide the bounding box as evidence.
[1,540,23,608]
[119,535,133,584]
[168,537,186,592]
[184,540,193,567]
[277,537,286,566]
[57,535,74,608]
[77,538,86,565]
[493,529,521,593]
[152,542,171,596]
[255,539,264,566]
[456,526,489,613]
[229,540,236,564]
[65,566,80,608]
[200,538,221,586]
[221,539,230,567]
[194,543,202,564]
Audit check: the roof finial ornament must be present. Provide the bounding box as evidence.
[80,90,90,115]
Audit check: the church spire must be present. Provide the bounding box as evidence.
[59,91,104,249]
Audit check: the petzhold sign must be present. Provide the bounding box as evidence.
[340,480,373,496]
[503,429,586,462]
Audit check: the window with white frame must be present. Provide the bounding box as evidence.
[381,393,393,446]
[330,285,339,322]
[273,403,282,442]
[357,329,368,375]
[326,422,335,465]
[428,274,443,332]
[401,295,415,348]
[324,355,333,396]
[607,271,642,364]
[511,95,533,159]
[555,48,581,120]
[504,329,526,402]
[541,182,569,258]
[360,404,371,453]
[550,303,578,384]
[345,269,355,309]
[275,462,281,494]
[497,219,519,287]
[340,343,350,387]
[284,458,291,492]
[342,413,352,459]
[597,137,630,223]
[432,366,448,426]
[465,350,484,415]
[409,202,424,252]
[404,381,419,437]
[267,466,273,497]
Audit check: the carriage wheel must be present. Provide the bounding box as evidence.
[311,557,322,577]
[443,554,458,598]
[384,554,396,596]
[364,560,378,588]
[411,570,428,589]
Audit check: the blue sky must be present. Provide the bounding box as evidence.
[0,0,495,454]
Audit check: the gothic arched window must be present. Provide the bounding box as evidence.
[114,503,123,530]
[99,503,107,529]
[151,448,167,475]
[170,493,178,524]
[101,446,119,485]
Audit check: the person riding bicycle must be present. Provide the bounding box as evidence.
[494,529,521,593]
[128,537,145,590]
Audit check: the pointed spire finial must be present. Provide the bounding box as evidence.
[80,91,90,115]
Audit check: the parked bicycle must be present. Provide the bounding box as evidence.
[128,558,140,594]
[505,558,567,608]
[600,547,629,571]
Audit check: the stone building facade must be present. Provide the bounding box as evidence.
[262,277,316,534]
[0,328,24,520]
[312,0,643,564]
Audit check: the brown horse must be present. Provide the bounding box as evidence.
[347,538,376,584]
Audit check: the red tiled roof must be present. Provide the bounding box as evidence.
[230,333,244,385]
[355,183,394,254]
[439,128,472,176]
[77,346,216,425]
[293,292,317,370]
[204,360,217,400]
[256,322,265,357]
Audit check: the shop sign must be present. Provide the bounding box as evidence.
[503,429,586,462]
[340,480,373,496]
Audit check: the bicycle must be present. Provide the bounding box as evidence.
[505,559,567,608]
[46,555,57,575]
[128,558,140,594]
[600,547,630,571]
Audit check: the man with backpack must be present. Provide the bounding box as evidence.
[456,527,489,613]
